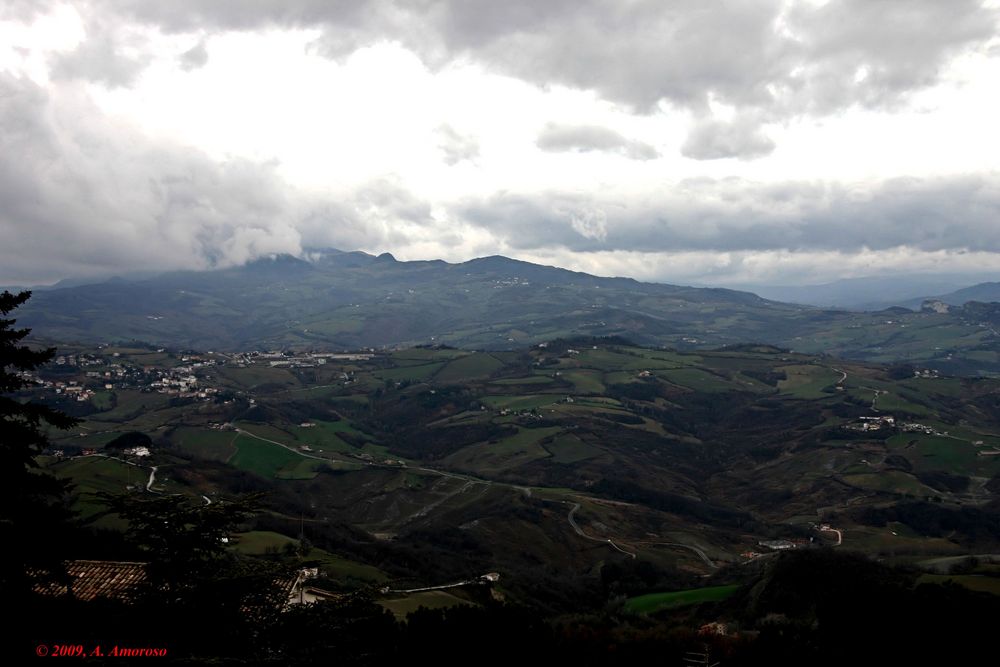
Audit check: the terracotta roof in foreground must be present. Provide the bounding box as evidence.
[34,560,148,602]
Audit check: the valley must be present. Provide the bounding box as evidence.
[27,336,1000,613]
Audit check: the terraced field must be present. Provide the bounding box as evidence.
[35,337,1000,612]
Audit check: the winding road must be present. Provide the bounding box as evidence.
[233,427,672,564]
[861,386,884,411]
[383,573,499,594]
[234,427,337,462]
[86,453,161,494]
[819,525,843,546]
[639,541,717,569]
[566,502,636,558]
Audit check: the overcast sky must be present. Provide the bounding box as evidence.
[2,1,999,287]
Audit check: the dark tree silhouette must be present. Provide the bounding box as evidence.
[97,491,293,656]
[0,290,79,597]
[99,492,263,593]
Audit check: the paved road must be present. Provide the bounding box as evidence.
[235,427,348,463]
[85,453,161,494]
[861,386,884,411]
[384,573,499,594]
[566,503,636,558]
[819,526,843,545]
[239,428,639,559]
[639,541,717,569]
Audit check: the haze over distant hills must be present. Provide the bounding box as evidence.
[14,249,1000,375]
[745,274,998,311]
[895,282,1000,311]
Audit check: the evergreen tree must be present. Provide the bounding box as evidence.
[0,290,79,597]
[99,491,292,656]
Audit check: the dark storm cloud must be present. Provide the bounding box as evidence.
[76,1,999,159]
[7,2,1000,284]
[94,0,998,116]
[0,72,425,284]
[536,123,659,160]
[454,176,1000,254]
[779,0,994,113]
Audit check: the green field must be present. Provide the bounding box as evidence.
[917,574,1000,595]
[47,455,143,521]
[233,532,387,582]
[561,369,606,394]
[446,425,561,473]
[376,362,446,382]
[230,436,304,478]
[275,458,330,480]
[543,433,603,463]
[234,422,298,444]
[490,375,556,386]
[391,348,464,364]
[217,365,299,389]
[436,353,505,383]
[874,391,933,416]
[379,590,473,618]
[89,390,172,421]
[49,455,139,493]
[90,391,115,410]
[625,584,740,614]
[887,433,998,476]
[232,530,299,555]
[481,394,562,411]
[778,365,840,399]
[289,419,364,453]
[172,427,239,461]
[899,377,967,398]
[310,550,387,583]
[51,430,122,449]
[659,367,735,392]
[842,470,937,495]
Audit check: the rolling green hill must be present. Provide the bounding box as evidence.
[38,337,1000,610]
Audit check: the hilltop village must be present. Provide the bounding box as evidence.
[17,348,375,402]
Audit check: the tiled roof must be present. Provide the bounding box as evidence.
[35,560,148,602]
[36,560,311,608]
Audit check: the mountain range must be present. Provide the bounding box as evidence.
[16,249,1000,375]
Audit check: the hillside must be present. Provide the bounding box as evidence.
[29,338,1000,614]
[19,333,1000,664]
[17,249,1000,375]
[909,281,1000,309]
